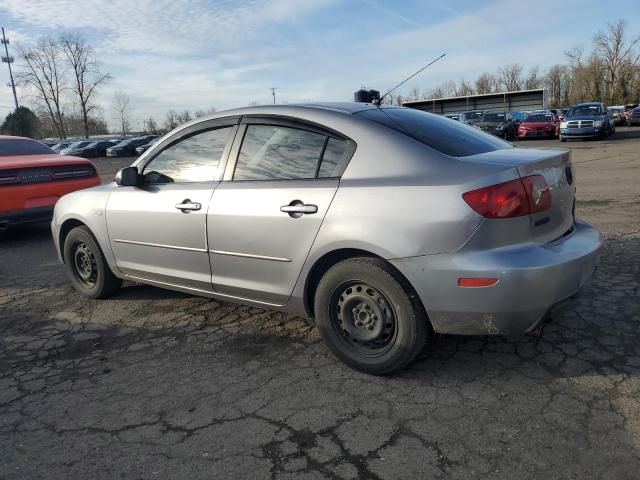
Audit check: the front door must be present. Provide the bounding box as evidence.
[106,123,237,291]
[208,121,355,305]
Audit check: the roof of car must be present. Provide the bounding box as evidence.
[161,102,397,137]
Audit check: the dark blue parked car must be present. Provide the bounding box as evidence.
[559,102,613,142]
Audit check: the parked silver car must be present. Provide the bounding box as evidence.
[52,103,602,374]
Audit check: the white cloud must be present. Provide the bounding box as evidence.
[1,0,640,128]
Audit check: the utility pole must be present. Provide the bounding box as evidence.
[1,28,19,111]
[270,87,277,104]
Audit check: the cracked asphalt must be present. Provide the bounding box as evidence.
[1,130,640,479]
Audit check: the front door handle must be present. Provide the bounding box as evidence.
[175,199,201,212]
[280,200,318,218]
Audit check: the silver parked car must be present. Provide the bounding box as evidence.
[52,103,602,374]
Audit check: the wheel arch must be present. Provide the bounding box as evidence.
[303,248,429,326]
[58,218,88,261]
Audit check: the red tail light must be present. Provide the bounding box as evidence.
[462,175,551,219]
[0,172,20,185]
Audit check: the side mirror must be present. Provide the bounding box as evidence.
[115,166,140,186]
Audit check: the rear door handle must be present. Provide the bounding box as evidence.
[280,204,318,214]
[280,201,318,218]
[175,199,201,212]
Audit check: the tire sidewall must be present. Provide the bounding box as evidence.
[314,259,426,374]
[63,227,112,299]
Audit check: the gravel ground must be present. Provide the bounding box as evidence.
[1,127,639,479]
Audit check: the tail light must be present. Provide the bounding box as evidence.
[51,166,96,179]
[0,172,20,185]
[462,175,551,219]
[0,165,96,187]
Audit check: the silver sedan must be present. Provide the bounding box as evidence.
[51,103,602,374]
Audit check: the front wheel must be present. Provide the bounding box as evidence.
[314,257,428,375]
[63,226,122,298]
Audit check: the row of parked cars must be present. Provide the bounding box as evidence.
[46,135,159,158]
[444,102,640,142]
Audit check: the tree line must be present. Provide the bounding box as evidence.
[3,19,638,139]
[110,90,218,137]
[384,19,640,108]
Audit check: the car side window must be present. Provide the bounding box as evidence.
[142,127,232,184]
[318,137,353,178]
[234,125,326,181]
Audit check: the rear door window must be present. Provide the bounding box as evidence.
[234,125,326,180]
[357,107,512,157]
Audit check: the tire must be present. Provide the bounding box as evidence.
[560,135,566,142]
[63,226,122,299]
[314,257,428,375]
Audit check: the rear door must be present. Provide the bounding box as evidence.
[106,118,238,290]
[208,118,355,305]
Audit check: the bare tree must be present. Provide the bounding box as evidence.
[18,37,68,138]
[59,34,112,139]
[164,110,179,131]
[176,110,192,124]
[545,64,571,107]
[143,117,158,135]
[498,64,524,91]
[455,78,474,96]
[524,66,543,90]
[474,72,498,94]
[111,91,131,136]
[593,19,640,104]
[194,108,218,118]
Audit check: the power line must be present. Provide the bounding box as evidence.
[1,27,19,111]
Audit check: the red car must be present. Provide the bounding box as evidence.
[517,113,559,139]
[0,136,100,230]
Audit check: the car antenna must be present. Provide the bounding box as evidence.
[377,53,446,105]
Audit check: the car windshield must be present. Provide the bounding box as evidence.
[466,112,483,120]
[481,113,505,122]
[357,107,512,157]
[570,105,601,116]
[525,114,553,122]
[0,138,55,156]
[609,108,622,113]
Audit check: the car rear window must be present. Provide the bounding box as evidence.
[357,107,512,157]
[0,138,55,156]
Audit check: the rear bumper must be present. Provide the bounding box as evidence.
[0,206,54,230]
[390,220,602,336]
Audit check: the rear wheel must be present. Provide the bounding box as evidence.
[314,257,428,375]
[63,226,122,298]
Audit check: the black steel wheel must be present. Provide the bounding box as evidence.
[331,281,397,356]
[72,241,98,287]
[314,257,429,375]
[63,226,122,298]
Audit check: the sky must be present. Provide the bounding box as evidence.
[1,0,639,130]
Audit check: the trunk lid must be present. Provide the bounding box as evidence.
[461,147,576,244]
